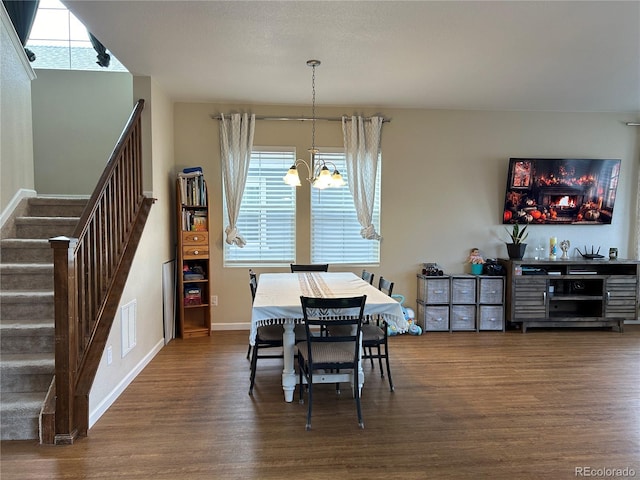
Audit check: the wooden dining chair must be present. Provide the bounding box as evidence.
[246,269,258,359]
[297,295,367,430]
[361,270,375,285]
[248,270,305,395]
[361,276,395,391]
[290,263,329,272]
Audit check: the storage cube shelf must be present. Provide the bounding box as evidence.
[416,274,505,332]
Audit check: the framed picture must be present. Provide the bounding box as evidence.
[510,160,531,188]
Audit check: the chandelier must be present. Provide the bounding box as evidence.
[283,60,346,189]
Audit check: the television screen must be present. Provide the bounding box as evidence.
[502,158,621,225]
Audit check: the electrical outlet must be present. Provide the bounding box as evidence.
[107,345,113,365]
[211,295,218,306]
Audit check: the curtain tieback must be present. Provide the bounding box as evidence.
[225,226,247,247]
[360,225,381,241]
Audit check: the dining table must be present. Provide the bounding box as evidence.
[250,271,408,402]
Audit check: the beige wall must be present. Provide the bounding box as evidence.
[31,70,133,195]
[90,77,175,426]
[174,103,639,329]
[0,5,35,214]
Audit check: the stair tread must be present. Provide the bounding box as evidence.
[0,318,54,326]
[0,239,50,245]
[0,392,47,413]
[0,291,53,297]
[28,197,87,204]
[0,264,53,270]
[16,217,79,222]
[0,352,55,361]
[0,353,55,371]
[0,320,54,333]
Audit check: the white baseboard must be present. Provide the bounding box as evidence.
[0,188,36,229]
[212,323,250,331]
[88,338,165,429]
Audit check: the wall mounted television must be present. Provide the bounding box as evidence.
[502,158,621,225]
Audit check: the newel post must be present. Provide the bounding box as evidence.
[49,236,79,445]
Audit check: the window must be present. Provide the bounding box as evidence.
[311,150,381,265]
[26,0,127,71]
[223,148,296,266]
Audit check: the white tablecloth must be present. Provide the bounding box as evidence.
[250,272,407,345]
[251,271,408,401]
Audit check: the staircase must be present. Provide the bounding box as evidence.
[0,197,87,441]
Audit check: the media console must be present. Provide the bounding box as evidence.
[498,259,639,333]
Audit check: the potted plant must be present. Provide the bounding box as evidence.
[505,224,528,259]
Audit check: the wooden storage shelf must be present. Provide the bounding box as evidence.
[499,258,640,333]
[176,174,211,339]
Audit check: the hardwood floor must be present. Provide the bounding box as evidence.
[2,326,639,479]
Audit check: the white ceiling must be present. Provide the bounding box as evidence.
[64,1,640,113]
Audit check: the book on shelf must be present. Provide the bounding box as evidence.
[181,209,208,231]
[178,168,207,206]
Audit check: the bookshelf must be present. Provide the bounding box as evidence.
[176,169,211,338]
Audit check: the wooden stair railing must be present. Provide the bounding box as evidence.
[45,99,154,445]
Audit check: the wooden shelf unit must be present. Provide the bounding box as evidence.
[176,175,211,338]
[498,258,640,333]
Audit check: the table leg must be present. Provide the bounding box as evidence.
[282,320,296,402]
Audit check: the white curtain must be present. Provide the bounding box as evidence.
[220,113,255,247]
[342,116,383,240]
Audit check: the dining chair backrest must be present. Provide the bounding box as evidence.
[299,295,367,366]
[290,263,329,272]
[361,270,375,285]
[378,276,394,297]
[249,269,258,303]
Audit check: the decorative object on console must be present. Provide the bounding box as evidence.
[549,236,557,260]
[609,248,618,260]
[467,248,485,275]
[502,158,621,225]
[560,239,570,259]
[576,245,605,259]
[482,259,506,276]
[504,224,528,259]
[422,263,444,276]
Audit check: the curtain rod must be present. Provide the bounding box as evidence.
[210,114,391,123]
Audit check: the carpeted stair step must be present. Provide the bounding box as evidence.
[14,217,78,239]
[0,392,47,441]
[0,291,54,320]
[0,319,54,354]
[0,353,54,393]
[0,264,54,290]
[0,196,87,442]
[0,239,53,264]
[27,197,87,217]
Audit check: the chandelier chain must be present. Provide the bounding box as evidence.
[311,63,316,152]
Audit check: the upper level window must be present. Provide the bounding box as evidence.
[26,0,127,71]
[223,148,297,267]
[311,150,381,265]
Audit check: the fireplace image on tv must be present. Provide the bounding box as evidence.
[502,158,621,225]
